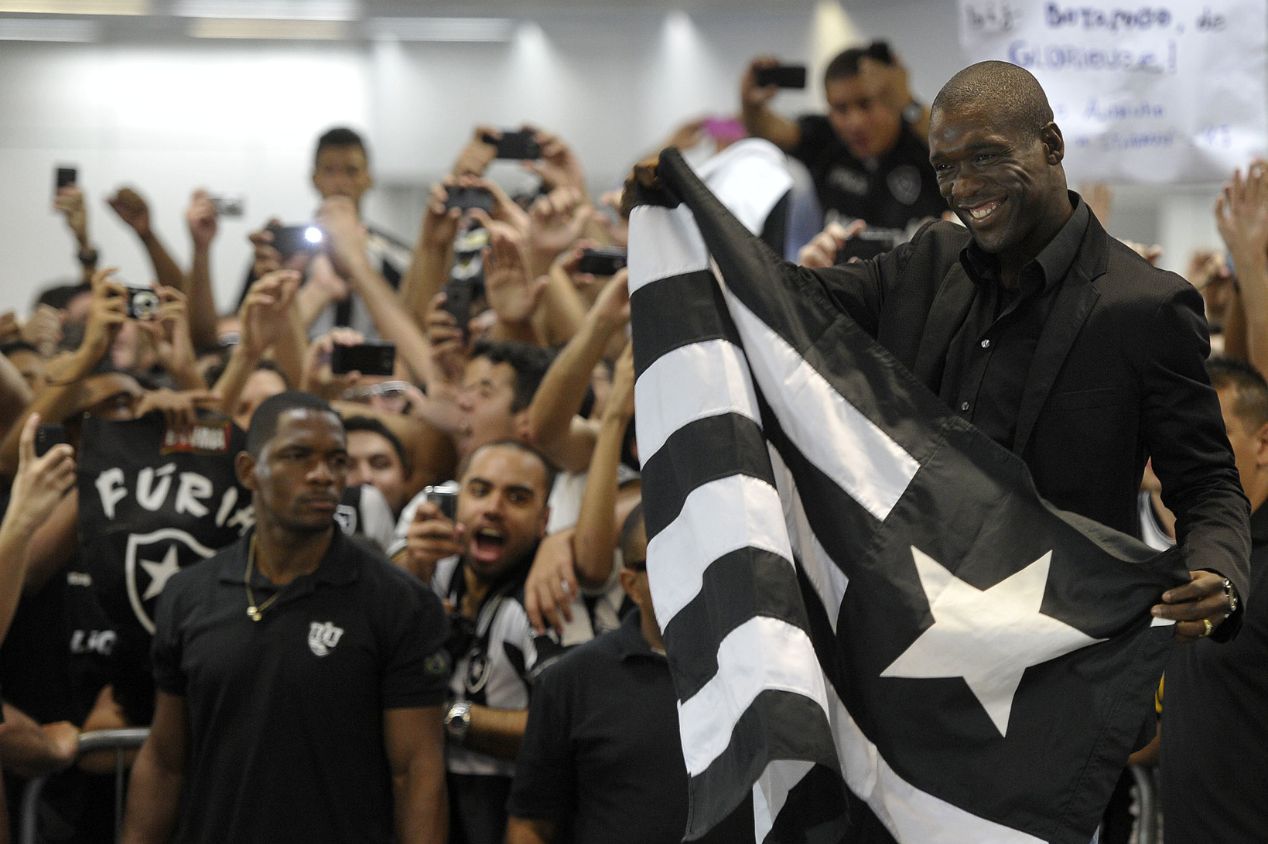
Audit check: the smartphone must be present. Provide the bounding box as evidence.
[442,277,477,337]
[423,481,460,520]
[210,195,245,218]
[484,129,541,160]
[269,223,323,258]
[577,247,627,277]
[836,230,897,263]
[754,64,808,90]
[331,342,396,376]
[125,286,161,320]
[54,166,77,194]
[444,186,494,214]
[445,225,488,336]
[35,424,68,457]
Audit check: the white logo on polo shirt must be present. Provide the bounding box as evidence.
[308,621,345,657]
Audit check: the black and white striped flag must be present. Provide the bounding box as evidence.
[628,142,1184,844]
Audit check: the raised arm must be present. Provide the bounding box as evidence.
[0,352,33,440]
[182,190,222,351]
[478,215,547,346]
[107,187,184,292]
[0,414,76,642]
[320,197,435,384]
[138,286,206,391]
[0,268,126,476]
[524,272,629,472]
[740,56,803,151]
[571,343,638,589]
[400,180,462,325]
[212,270,300,421]
[1215,162,1268,375]
[53,184,99,284]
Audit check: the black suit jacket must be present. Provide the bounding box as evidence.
[805,212,1251,600]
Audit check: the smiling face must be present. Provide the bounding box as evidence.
[240,408,349,536]
[928,103,1071,270]
[456,443,550,584]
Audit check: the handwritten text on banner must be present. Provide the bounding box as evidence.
[958,1,1266,183]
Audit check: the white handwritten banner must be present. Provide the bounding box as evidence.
[958,1,1267,183]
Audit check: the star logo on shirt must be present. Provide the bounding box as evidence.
[881,546,1104,736]
[139,545,182,601]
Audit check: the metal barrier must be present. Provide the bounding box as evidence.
[1129,763,1161,844]
[18,727,149,844]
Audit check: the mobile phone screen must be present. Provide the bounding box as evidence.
[754,65,807,90]
[55,166,78,193]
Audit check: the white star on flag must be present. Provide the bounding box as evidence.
[140,545,182,601]
[881,547,1104,736]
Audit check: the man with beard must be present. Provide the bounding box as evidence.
[403,439,565,844]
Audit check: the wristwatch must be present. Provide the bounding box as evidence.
[444,700,472,744]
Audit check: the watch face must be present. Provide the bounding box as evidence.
[446,701,471,739]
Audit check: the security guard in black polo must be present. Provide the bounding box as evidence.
[122,391,451,844]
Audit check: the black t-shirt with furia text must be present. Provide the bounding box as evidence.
[790,115,945,234]
[152,529,450,844]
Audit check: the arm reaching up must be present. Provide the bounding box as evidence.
[0,414,76,642]
[183,190,221,351]
[107,187,184,293]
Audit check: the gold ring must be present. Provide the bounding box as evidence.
[1201,618,1214,637]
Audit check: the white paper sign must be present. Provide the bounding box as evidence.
[958,0,1267,183]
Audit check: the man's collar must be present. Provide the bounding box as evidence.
[613,609,664,661]
[216,527,358,586]
[960,191,1090,292]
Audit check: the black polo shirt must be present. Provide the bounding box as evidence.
[1160,502,1268,840]
[940,196,1090,450]
[508,610,753,844]
[152,528,450,844]
[790,115,945,233]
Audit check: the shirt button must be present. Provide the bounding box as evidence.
[960,401,971,412]
[980,338,992,349]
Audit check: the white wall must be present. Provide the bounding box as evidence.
[0,0,1238,318]
[0,40,371,313]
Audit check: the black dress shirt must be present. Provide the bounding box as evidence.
[939,197,1090,450]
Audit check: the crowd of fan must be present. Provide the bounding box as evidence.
[0,40,1263,844]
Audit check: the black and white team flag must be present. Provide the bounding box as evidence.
[79,414,254,640]
[628,141,1184,843]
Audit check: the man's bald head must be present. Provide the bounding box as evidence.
[927,61,1073,268]
[932,61,1054,138]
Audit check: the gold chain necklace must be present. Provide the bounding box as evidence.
[244,535,284,622]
